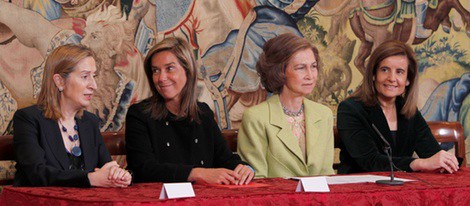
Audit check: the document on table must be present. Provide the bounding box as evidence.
[325,175,414,185]
[288,175,414,185]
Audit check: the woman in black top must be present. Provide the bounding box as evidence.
[126,37,254,185]
[13,44,131,187]
[337,40,459,174]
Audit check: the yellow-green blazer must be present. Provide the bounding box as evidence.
[238,95,335,178]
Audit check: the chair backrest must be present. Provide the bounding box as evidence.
[221,129,239,153]
[101,132,126,156]
[427,121,466,166]
[0,135,13,161]
[0,135,14,185]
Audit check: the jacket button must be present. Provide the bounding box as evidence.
[194,138,198,143]
[200,160,204,165]
[166,142,170,147]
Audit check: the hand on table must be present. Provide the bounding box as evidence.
[188,168,240,185]
[88,161,132,187]
[233,164,255,185]
[410,150,459,173]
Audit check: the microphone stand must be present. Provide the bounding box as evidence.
[372,124,404,186]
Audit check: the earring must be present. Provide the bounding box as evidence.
[58,88,63,92]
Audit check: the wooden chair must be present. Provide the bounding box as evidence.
[0,135,14,185]
[101,132,126,156]
[221,129,239,154]
[427,121,466,166]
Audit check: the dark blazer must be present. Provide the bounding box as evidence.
[337,98,441,174]
[13,105,111,187]
[126,100,246,183]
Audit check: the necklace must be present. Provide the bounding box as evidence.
[59,119,82,157]
[282,104,304,117]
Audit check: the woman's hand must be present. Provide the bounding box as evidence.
[88,161,132,187]
[107,163,132,187]
[410,150,459,173]
[233,164,255,185]
[188,168,240,185]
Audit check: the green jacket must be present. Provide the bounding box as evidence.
[238,95,335,178]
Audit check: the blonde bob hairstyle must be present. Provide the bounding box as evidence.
[351,40,419,119]
[37,44,96,120]
[256,33,320,94]
[143,37,200,122]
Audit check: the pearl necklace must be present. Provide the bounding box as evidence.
[282,104,304,117]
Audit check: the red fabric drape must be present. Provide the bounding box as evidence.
[2,168,470,205]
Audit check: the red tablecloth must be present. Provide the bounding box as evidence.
[2,168,470,206]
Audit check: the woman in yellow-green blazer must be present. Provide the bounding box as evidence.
[237,33,334,178]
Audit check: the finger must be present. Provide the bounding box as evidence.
[122,171,132,181]
[114,168,124,181]
[222,171,236,185]
[226,169,240,180]
[441,162,454,174]
[233,164,244,175]
[245,170,254,185]
[238,168,249,185]
[219,177,230,185]
[107,166,115,180]
[447,158,459,172]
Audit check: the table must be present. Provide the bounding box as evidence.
[2,168,470,205]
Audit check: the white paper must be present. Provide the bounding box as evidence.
[325,175,414,185]
[159,182,195,199]
[295,176,330,192]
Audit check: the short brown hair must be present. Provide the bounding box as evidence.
[352,40,419,118]
[143,37,200,122]
[256,33,320,93]
[37,44,96,120]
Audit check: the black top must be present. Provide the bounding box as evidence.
[13,105,111,187]
[337,97,442,174]
[125,100,248,183]
[66,152,85,170]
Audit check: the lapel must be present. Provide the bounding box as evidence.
[268,95,305,164]
[77,115,93,170]
[304,98,323,167]
[43,117,70,170]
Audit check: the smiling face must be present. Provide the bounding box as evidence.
[374,55,409,104]
[281,48,318,97]
[56,57,98,111]
[151,50,188,106]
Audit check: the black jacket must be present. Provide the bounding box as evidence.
[126,100,246,183]
[13,105,111,187]
[337,98,441,174]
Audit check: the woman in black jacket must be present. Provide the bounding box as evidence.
[126,37,254,185]
[13,44,131,187]
[337,40,459,174]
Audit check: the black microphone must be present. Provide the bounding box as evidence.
[371,124,404,185]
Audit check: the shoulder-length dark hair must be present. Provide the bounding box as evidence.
[143,37,200,122]
[256,32,320,93]
[37,44,96,120]
[352,40,419,119]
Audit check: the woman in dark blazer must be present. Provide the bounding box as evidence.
[126,37,254,185]
[337,40,459,174]
[13,44,131,187]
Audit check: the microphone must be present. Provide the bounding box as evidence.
[371,124,404,185]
